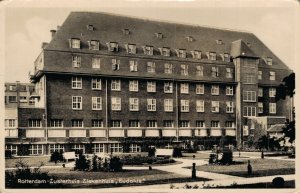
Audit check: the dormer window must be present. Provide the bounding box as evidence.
[122,28,130,35]
[175,49,186,58]
[216,40,223,45]
[155,33,163,39]
[221,53,230,62]
[69,38,80,49]
[86,25,94,31]
[207,52,217,60]
[191,50,201,59]
[106,42,119,52]
[112,59,120,70]
[211,67,219,77]
[142,46,153,55]
[186,36,194,42]
[159,47,170,57]
[88,40,100,50]
[266,57,272,65]
[125,44,136,54]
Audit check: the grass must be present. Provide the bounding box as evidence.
[5,156,60,168]
[192,158,295,178]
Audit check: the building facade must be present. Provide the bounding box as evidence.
[5,12,293,155]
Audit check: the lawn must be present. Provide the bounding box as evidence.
[5,156,60,168]
[192,158,295,178]
[181,152,211,160]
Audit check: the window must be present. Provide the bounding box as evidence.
[29,98,35,105]
[223,53,230,62]
[129,98,139,111]
[243,106,256,117]
[129,120,140,128]
[5,119,16,128]
[258,87,263,97]
[191,50,201,59]
[195,121,204,128]
[211,101,219,112]
[129,144,141,153]
[155,32,163,39]
[92,97,102,110]
[129,80,138,92]
[72,119,83,128]
[122,28,130,35]
[111,97,121,111]
[147,99,156,111]
[69,38,80,49]
[226,86,234,95]
[180,100,189,112]
[9,85,16,91]
[92,57,101,69]
[243,91,256,102]
[147,120,157,128]
[71,144,85,154]
[8,96,17,103]
[164,99,173,112]
[72,96,82,110]
[269,103,276,114]
[111,120,122,128]
[164,82,173,93]
[111,80,121,91]
[159,47,170,56]
[270,71,276,80]
[216,40,223,45]
[179,121,190,128]
[147,62,155,73]
[225,121,235,128]
[196,84,204,94]
[176,49,186,58]
[258,71,262,80]
[125,44,136,54]
[129,60,138,72]
[88,40,100,50]
[226,68,233,78]
[258,102,263,113]
[91,78,101,90]
[111,59,120,70]
[181,64,188,75]
[107,42,118,52]
[110,143,123,153]
[29,144,43,155]
[196,66,204,76]
[196,100,204,112]
[163,120,173,128]
[211,85,219,95]
[243,74,256,84]
[92,120,103,128]
[28,119,41,128]
[226,101,234,113]
[92,144,105,153]
[266,57,272,65]
[72,55,81,68]
[50,120,63,128]
[180,83,189,94]
[49,144,64,154]
[164,63,173,74]
[208,52,217,60]
[211,121,220,128]
[147,81,156,92]
[6,129,18,137]
[211,67,219,77]
[19,96,27,103]
[269,88,276,97]
[143,46,153,55]
[6,145,18,155]
[72,76,82,89]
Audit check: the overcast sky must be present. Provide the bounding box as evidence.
[3,0,299,83]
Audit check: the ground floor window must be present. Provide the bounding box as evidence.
[72,144,85,154]
[92,143,105,153]
[49,144,65,153]
[129,144,141,153]
[29,144,43,155]
[5,144,18,155]
[110,143,123,153]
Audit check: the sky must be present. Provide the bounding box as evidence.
[2,0,299,83]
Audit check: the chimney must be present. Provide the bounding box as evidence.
[50,29,56,38]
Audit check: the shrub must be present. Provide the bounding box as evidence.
[109,157,123,172]
[220,151,233,165]
[50,151,64,163]
[173,147,182,157]
[5,150,12,159]
[209,153,217,164]
[272,177,285,188]
[74,153,90,171]
[148,147,156,157]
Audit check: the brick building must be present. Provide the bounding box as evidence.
[5,12,293,155]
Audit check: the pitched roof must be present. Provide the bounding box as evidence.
[46,11,290,70]
[231,40,258,58]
